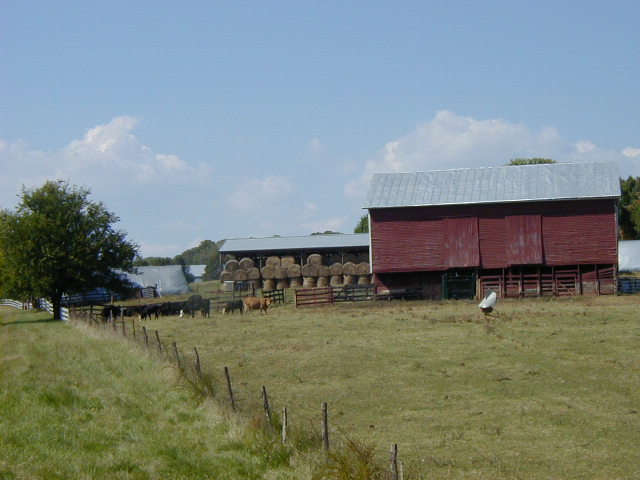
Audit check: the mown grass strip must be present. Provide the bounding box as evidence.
[0,307,300,480]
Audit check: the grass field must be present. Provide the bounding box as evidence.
[131,294,640,479]
[0,306,312,480]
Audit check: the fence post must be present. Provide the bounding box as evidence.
[142,326,149,348]
[132,320,136,340]
[121,319,126,337]
[155,330,162,355]
[193,347,202,380]
[322,402,329,451]
[390,443,399,480]
[172,341,181,370]
[282,406,288,443]
[262,386,272,424]
[224,366,236,411]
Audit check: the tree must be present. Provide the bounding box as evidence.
[0,180,138,320]
[354,214,369,233]
[619,176,640,239]
[506,158,557,166]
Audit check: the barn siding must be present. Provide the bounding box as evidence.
[370,199,617,274]
[479,217,506,268]
[505,214,543,265]
[446,217,479,268]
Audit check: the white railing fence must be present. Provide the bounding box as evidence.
[1,298,69,321]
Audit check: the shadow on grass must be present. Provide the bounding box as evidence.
[0,317,60,326]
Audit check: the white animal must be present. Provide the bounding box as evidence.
[479,290,497,315]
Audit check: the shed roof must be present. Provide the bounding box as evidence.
[220,233,369,254]
[366,162,620,209]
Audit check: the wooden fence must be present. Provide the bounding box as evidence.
[294,284,376,307]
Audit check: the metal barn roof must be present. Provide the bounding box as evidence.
[220,233,369,254]
[366,162,620,209]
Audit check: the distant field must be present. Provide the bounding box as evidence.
[134,294,640,479]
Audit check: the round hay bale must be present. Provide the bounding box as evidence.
[316,265,329,277]
[248,279,260,291]
[343,274,356,285]
[342,262,358,275]
[219,270,233,282]
[328,263,343,276]
[280,255,297,267]
[317,276,330,287]
[356,262,370,275]
[263,278,276,291]
[274,266,288,279]
[303,277,317,288]
[225,259,240,273]
[276,278,289,290]
[232,269,248,281]
[287,264,301,278]
[306,253,323,266]
[239,257,255,270]
[222,254,236,263]
[266,256,281,267]
[289,276,303,287]
[330,275,343,286]
[246,267,261,280]
[261,265,276,279]
[357,275,371,285]
[301,263,318,277]
[342,253,357,264]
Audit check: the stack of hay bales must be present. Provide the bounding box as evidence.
[218,252,371,290]
[220,257,260,290]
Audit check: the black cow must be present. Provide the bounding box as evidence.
[140,303,161,321]
[222,300,244,314]
[101,305,121,321]
[199,298,210,317]
[183,295,203,318]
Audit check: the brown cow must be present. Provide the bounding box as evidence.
[242,296,273,314]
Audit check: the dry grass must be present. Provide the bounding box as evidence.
[135,294,640,479]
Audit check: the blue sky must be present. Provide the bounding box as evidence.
[1,1,639,257]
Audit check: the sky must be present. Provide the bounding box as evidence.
[1,1,639,258]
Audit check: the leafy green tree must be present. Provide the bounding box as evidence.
[506,158,557,166]
[619,176,640,239]
[354,214,369,233]
[0,181,138,319]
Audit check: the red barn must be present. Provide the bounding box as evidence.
[365,162,620,299]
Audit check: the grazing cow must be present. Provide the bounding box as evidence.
[199,298,211,317]
[242,296,273,314]
[222,300,244,314]
[184,295,203,318]
[101,305,121,321]
[140,303,161,321]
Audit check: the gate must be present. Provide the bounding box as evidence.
[442,271,477,300]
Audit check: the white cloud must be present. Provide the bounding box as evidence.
[227,175,294,212]
[345,110,640,200]
[622,147,640,158]
[0,116,210,201]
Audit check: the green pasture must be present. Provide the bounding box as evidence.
[134,294,640,479]
[0,306,306,480]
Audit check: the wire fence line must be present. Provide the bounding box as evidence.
[69,306,409,479]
